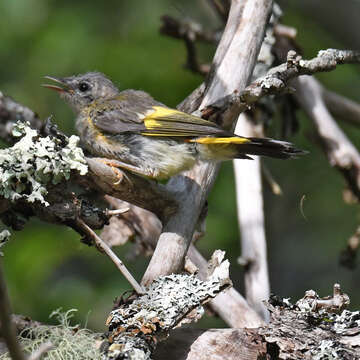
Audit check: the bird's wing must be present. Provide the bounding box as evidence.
[92,90,228,137]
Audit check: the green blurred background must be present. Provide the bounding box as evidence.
[1,0,359,330]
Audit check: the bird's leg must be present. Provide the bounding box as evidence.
[99,159,157,183]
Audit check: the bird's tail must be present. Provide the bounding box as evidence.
[234,137,306,159]
[192,136,306,160]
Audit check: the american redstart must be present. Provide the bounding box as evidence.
[43,72,305,179]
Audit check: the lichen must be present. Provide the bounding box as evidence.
[0,122,87,206]
[105,251,231,360]
[311,340,341,360]
[0,309,101,360]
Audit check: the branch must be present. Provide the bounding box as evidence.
[201,49,360,126]
[323,87,360,127]
[101,199,264,328]
[187,244,264,327]
[292,75,360,201]
[141,0,274,286]
[76,218,144,294]
[104,252,231,359]
[234,113,270,322]
[0,258,26,360]
[160,15,216,75]
[340,225,360,269]
[0,94,177,223]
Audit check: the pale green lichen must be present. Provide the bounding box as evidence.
[106,252,231,360]
[0,122,87,206]
[0,309,101,360]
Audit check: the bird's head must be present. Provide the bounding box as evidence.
[43,72,119,112]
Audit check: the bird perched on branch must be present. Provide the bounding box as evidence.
[43,72,305,180]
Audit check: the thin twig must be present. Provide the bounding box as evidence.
[261,164,282,195]
[0,258,26,360]
[76,218,144,295]
[105,208,130,216]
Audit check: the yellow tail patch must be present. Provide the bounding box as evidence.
[189,137,251,145]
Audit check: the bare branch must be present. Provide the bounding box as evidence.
[76,218,145,295]
[154,328,265,360]
[323,88,360,127]
[293,75,360,201]
[234,113,270,322]
[81,157,177,222]
[0,258,26,360]
[339,225,360,269]
[160,15,216,75]
[141,0,274,287]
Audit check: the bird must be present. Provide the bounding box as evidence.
[43,72,305,180]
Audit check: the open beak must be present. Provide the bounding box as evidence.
[42,76,71,93]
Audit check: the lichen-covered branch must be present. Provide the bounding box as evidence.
[103,252,231,359]
[201,49,360,126]
[101,198,264,328]
[0,95,177,223]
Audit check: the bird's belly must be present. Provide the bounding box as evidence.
[117,134,197,178]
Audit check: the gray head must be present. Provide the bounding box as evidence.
[43,72,119,112]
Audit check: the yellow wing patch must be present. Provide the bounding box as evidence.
[189,137,251,144]
[148,106,182,118]
[142,106,226,137]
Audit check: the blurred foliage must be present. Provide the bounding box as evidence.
[0,0,359,331]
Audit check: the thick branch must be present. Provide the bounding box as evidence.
[101,198,264,328]
[0,95,177,223]
[141,0,274,286]
[234,113,270,322]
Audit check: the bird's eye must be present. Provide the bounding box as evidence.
[78,82,90,92]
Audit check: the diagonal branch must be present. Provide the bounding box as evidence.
[323,88,360,127]
[141,0,274,286]
[293,75,360,201]
[76,218,144,295]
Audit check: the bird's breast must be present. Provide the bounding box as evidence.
[76,110,128,158]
